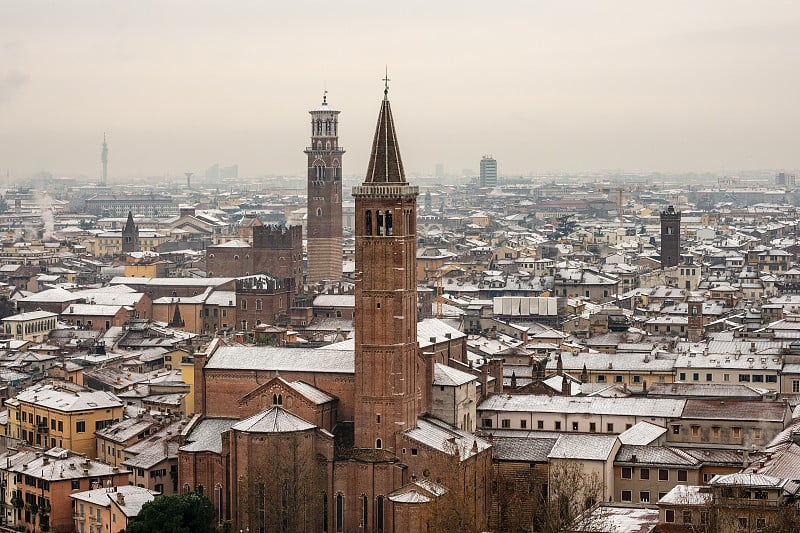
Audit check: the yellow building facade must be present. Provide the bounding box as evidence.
[6,383,124,458]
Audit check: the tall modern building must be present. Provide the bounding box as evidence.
[101,133,108,186]
[660,205,681,268]
[305,93,344,284]
[479,155,497,187]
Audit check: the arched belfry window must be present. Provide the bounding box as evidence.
[315,165,325,181]
[365,211,372,235]
[316,119,322,135]
[385,211,393,235]
[325,119,331,135]
[377,211,384,236]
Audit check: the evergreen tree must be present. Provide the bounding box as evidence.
[122,493,214,533]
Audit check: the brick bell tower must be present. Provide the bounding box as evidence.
[353,82,426,451]
[305,92,344,284]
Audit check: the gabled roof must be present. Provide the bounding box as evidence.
[710,473,788,489]
[492,436,558,462]
[388,479,448,504]
[618,421,667,445]
[615,444,699,467]
[179,417,238,453]
[19,287,81,304]
[2,310,58,322]
[548,433,618,461]
[211,239,251,248]
[70,485,158,518]
[433,363,476,387]
[238,376,336,406]
[404,416,491,461]
[8,384,122,412]
[206,346,354,373]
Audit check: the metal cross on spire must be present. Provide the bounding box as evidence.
[382,67,390,97]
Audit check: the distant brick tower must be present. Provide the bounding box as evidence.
[252,224,303,293]
[687,296,703,342]
[305,93,344,284]
[660,205,681,268]
[353,84,426,451]
[122,211,139,253]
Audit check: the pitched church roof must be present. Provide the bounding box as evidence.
[364,85,406,184]
[231,406,316,433]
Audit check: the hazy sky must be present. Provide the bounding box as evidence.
[1,1,800,180]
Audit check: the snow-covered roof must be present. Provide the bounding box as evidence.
[206,346,354,373]
[548,434,618,461]
[232,407,316,433]
[433,363,476,387]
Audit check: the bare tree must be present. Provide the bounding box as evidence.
[237,433,326,533]
[425,489,478,533]
[491,461,545,532]
[539,461,609,533]
[424,439,482,533]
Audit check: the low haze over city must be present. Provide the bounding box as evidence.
[2,1,800,180]
[0,3,800,533]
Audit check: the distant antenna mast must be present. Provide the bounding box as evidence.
[185,172,193,189]
[101,133,109,186]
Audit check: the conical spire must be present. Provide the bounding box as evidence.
[123,211,136,233]
[364,85,406,184]
[170,302,184,327]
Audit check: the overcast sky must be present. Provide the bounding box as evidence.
[1,1,799,180]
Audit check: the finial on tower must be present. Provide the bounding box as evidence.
[323,90,328,105]
[382,66,390,98]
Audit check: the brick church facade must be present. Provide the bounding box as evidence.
[179,88,493,532]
